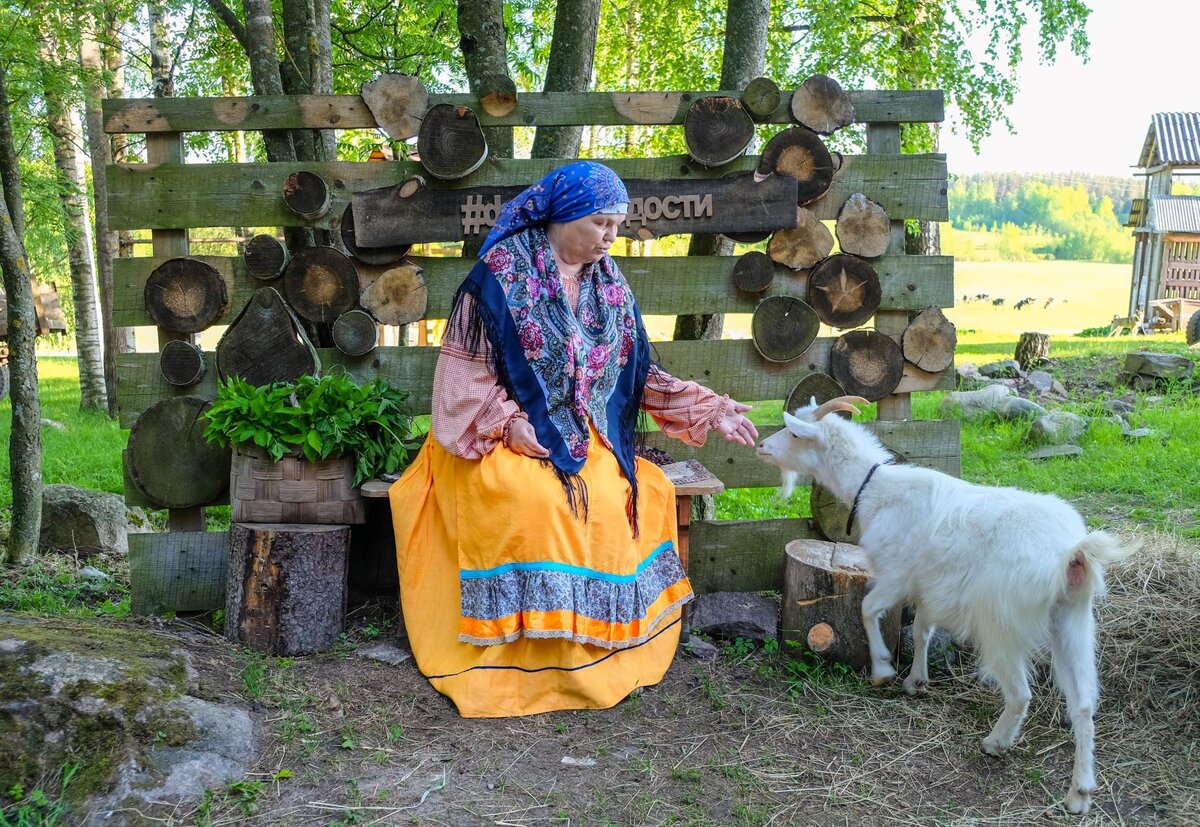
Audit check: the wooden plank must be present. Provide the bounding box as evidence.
[644,419,960,489]
[106,154,948,231]
[129,531,228,614]
[116,339,954,428]
[102,90,944,134]
[112,253,955,327]
[688,518,810,593]
[351,174,801,246]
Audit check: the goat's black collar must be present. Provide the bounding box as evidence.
[846,462,885,536]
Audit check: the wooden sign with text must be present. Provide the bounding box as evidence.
[350,175,799,248]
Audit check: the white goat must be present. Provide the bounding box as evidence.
[757,396,1130,815]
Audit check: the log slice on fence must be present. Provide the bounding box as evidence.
[283,171,332,220]
[731,251,776,294]
[126,396,231,509]
[683,96,755,167]
[339,204,410,266]
[216,287,319,385]
[809,483,859,544]
[398,175,426,198]
[226,523,351,656]
[478,73,518,117]
[159,339,206,387]
[417,103,489,181]
[144,257,228,333]
[836,193,891,259]
[1014,331,1050,371]
[903,307,958,372]
[283,246,360,324]
[790,74,856,135]
[830,329,905,401]
[767,207,833,270]
[755,127,835,205]
[360,73,428,141]
[332,309,378,356]
[785,372,848,416]
[360,262,427,326]
[807,254,881,329]
[751,295,819,363]
[244,234,289,280]
[782,539,899,670]
[741,77,782,120]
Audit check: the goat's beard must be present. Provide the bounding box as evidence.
[779,470,799,500]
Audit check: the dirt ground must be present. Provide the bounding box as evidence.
[91,528,1195,827]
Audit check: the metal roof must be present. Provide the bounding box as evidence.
[1144,195,1200,233]
[1137,113,1200,168]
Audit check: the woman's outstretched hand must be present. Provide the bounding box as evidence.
[717,401,759,447]
[507,417,550,458]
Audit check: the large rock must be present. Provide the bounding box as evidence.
[688,592,779,642]
[994,396,1048,420]
[938,382,1013,418]
[1028,411,1088,445]
[0,614,256,823]
[39,485,150,558]
[1117,351,1195,390]
[978,359,1023,379]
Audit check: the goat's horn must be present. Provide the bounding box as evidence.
[812,395,870,420]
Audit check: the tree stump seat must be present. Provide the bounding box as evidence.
[359,460,724,643]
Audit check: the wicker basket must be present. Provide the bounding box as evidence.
[230,444,365,524]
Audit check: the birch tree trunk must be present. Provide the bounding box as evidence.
[81,25,127,418]
[674,0,768,342]
[0,72,42,564]
[456,0,513,159]
[40,34,108,412]
[148,0,174,97]
[530,0,600,159]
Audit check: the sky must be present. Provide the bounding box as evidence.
[939,0,1197,179]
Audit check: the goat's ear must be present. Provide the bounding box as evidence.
[783,410,821,440]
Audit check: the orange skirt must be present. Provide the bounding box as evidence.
[389,430,689,718]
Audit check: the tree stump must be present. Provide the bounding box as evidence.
[751,295,820,363]
[755,127,835,205]
[789,74,855,135]
[226,523,350,656]
[144,257,228,333]
[806,254,881,329]
[282,171,332,220]
[159,339,206,387]
[1014,332,1050,371]
[903,307,958,372]
[767,207,833,270]
[782,539,899,670]
[683,96,755,167]
[417,103,488,180]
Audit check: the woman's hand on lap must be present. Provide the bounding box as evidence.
[507,418,550,458]
[717,402,759,447]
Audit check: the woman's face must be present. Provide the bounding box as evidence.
[548,213,625,266]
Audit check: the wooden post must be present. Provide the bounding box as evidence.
[677,494,693,642]
[226,523,351,655]
[147,130,204,532]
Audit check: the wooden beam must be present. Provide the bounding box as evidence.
[102,90,945,134]
[111,253,955,327]
[107,153,948,231]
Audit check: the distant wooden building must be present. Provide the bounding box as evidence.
[1127,112,1200,331]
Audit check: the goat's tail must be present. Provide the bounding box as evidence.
[1065,531,1136,598]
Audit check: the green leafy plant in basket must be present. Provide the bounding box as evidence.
[202,372,422,487]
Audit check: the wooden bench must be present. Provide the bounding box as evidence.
[361,457,724,640]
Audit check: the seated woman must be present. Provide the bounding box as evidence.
[389,161,759,717]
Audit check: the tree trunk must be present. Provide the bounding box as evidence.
[104,13,137,257]
[1014,332,1050,371]
[456,0,513,159]
[40,33,108,412]
[531,0,600,159]
[81,26,124,418]
[676,0,768,342]
[0,82,42,563]
[280,0,319,161]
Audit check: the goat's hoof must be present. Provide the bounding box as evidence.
[870,665,897,687]
[903,675,928,696]
[980,736,1011,757]
[1064,787,1093,815]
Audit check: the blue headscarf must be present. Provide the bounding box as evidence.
[478,161,629,257]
